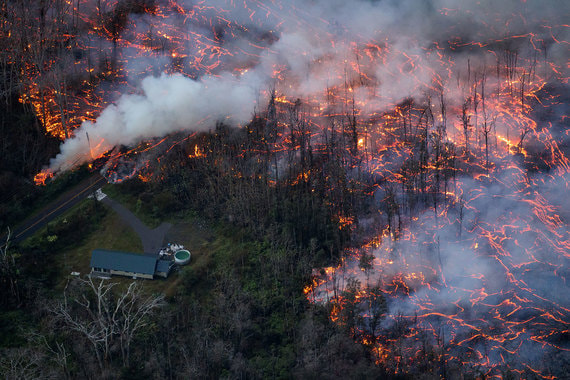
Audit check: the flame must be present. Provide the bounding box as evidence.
[9,1,569,377]
[191,144,204,158]
[137,173,151,183]
[34,170,54,186]
[338,214,355,231]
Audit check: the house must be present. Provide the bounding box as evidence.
[155,259,174,278]
[90,249,174,279]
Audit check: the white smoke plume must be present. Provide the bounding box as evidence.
[49,72,262,171]
[38,0,569,375]
[45,0,568,172]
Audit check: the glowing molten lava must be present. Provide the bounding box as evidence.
[8,0,568,377]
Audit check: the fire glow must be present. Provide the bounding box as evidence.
[10,0,569,377]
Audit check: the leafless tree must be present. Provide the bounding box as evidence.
[0,228,21,306]
[504,49,518,97]
[0,347,45,380]
[51,277,165,370]
[472,73,480,154]
[460,97,471,155]
[480,72,493,170]
[28,332,71,379]
[113,281,165,366]
[517,62,536,152]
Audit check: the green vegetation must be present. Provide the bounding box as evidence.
[0,94,60,233]
[51,205,144,286]
[102,181,181,229]
[15,199,106,287]
[12,197,144,289]
[1,164,93,234]
[0,164,388,378]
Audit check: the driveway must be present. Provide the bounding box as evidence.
[99,193,171,254]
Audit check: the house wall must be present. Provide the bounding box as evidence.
[110,269,154,280]
[91,267,111,273]
[155,271,168,278]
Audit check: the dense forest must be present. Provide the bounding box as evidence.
[1,0,569,379]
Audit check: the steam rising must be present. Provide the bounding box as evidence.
[309,165,570,374]
[39,0,569,376]
[47,0,569,172]
[49,72,261,171]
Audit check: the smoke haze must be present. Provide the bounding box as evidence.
[34,0,569,376]
[46,0,568,171]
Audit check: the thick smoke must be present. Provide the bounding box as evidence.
[310,162,570,375]
[49,72,261,171]
[46,0,568,172]
[40,0,568,375]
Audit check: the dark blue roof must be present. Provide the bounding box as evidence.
[156,259,173,273]
[90,249,157,275]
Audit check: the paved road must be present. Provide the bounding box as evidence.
[2,174,170,256]
[3,174,107,244]
[100,195,171,254]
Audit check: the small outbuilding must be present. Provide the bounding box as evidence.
[155,259,175,278]
[90,249,173,279]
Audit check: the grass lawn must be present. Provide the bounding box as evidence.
[22,185,221,298]
[78,218,217,297]
[41,201,143,290]
[101,183,162,228]
[52,204,217,297]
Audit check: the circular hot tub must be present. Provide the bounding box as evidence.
[174,249,191,265]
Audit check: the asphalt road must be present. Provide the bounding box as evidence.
[3,173,107,244]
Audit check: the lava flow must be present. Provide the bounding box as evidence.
[6,0,569,377]
[306,164,570,378]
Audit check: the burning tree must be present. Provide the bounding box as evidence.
[1,0,568,378]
